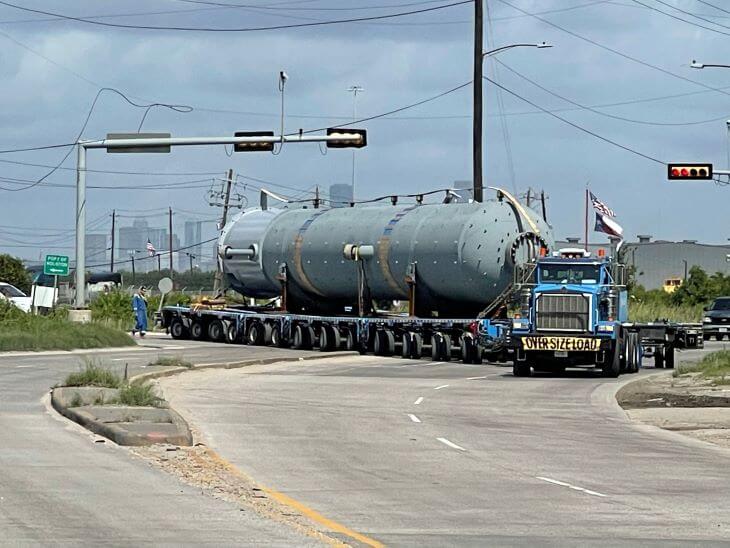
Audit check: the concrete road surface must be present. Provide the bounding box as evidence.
[162,342,730,546]
[0,338,327,546]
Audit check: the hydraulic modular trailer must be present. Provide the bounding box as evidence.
[159,189,550,360]
[506,248,703,378]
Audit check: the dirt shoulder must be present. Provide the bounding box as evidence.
[617,372,730,449]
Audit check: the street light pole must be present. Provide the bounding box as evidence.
[347,85,364,200]
[472,38,553,203]
[74,143,86,309]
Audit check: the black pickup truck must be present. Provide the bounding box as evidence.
[703,297,730,341]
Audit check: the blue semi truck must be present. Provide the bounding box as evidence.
[504,247,701,377]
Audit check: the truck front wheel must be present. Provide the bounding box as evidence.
[602,341,621,378]
[513,360,531,377]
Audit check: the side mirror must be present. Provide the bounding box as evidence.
[703,306,709,312]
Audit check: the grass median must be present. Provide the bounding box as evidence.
[674,350,730,385]
[0,302,134,352]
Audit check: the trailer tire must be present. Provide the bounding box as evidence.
[208,320,225,342]
[431,333,443,361]
[247,321,265,345]
[472,345,483,365]
[410,333,423,359]
[624,334,635,373]
[401,333,412,359]
[190,320,205,341]
[602,340,621,378]
[170,318,189,340]
[226,322,241,344]
[374,329,395,356]
[513,360,531,377]
[654,346,664,369]
[293,324,313,350]
[460,335,474,364]
[664,345,675,369]
[320,324,340,352]
[343,328,356,351]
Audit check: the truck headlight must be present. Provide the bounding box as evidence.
[597,324,614,332]
[703,317,712,323]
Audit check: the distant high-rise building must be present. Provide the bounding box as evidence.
[329,184,353,208]
[85,234,107,268]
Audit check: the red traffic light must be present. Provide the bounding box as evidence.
[667,163,712,180]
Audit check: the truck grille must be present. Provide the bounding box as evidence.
[536,293,590,332]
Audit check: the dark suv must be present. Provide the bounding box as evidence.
[703,297,730,340]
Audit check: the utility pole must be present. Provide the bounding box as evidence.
[168,207,174,282]
[130,253,136,285]
[213,168,234,295]
[188,253,194,274]
[314,185,320,209]
[110,209,116,272]
[525,188,532,208]
[540,190,547,222]
[473,0,484,203]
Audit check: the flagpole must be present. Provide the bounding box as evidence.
[584,188,589,252]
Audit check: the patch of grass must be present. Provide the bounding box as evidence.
[118,382,161,407]
[0,301,134,352]
[673,350,730,385]
[149,355,193,368]
[628,301,703,323]
[63,359,122,388]
[69,393,83,407]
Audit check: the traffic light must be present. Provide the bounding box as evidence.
[326,128,367,148]
[233,131,275,152]
[667,163,712,180]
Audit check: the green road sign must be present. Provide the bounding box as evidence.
[44,255,69,276]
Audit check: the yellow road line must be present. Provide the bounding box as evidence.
[205,447,384,548]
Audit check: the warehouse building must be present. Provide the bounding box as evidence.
[557,236,730,290]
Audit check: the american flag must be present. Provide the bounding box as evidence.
[589,192,616,218]
[146,239,156,256]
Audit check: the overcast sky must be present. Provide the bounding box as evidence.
[1,0,730,263]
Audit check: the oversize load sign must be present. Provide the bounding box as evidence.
[44,254,69,276]
[523,337,600,352]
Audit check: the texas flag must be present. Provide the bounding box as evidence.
[590,192,623,239]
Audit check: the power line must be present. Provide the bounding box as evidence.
[174,0,450,11]
[495,0,730,101]
[629,0,730,36]
[695,0,730,16]
[494,59,730,126]
[0,157,223,177]
[483,76,665,165]
[87,237,219,268]
[0,0,472,32]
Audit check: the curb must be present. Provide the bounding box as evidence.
[130,351,360,384]
[51,388,193,446]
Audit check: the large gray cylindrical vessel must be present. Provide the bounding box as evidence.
[219,196,552,317]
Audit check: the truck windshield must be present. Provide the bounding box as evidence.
[0,285,26,298]
[540,264,601,284]
[712,299,730,311]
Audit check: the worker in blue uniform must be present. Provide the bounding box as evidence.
[132,286,148,337]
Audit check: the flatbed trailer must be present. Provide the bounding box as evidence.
[159,305,491,363]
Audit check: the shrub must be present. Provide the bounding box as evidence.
[674,350,730,385]
[0,253,31,294]
[118,382,161,407]
[90,290,133,329]
[63,359,122,388]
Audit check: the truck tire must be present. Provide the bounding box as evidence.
[319,324,340,352]
[374,329,395,356]
[472,344,483,365]
[654,346,665,369]
[602,340,621,378]
[208,320,225,342]
[410,333,423,359]
[513,360,531,377]
[343,328,356,351]
[460,336,473,364]
[292,324,313,350]
[247,321,265,345]
[664,345,675,369]
[431,333,443,361]
[401,333,412,359]
[190,320,205,341]
[441,334,452,361]
[170,318,189,340]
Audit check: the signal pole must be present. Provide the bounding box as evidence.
[110,209,115,271]
[168,207,174,282]
[473,0,484,203]
[213,168,234,295]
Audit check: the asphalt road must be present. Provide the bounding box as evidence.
[0,337,327,546]
[161,341,730,547]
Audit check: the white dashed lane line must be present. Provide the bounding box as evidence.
[414,397,424,405]
[536,476,608,498]
[434,384,449,390]
[437,437,466,451]
[466,376,488,380]
[408,414,421,423]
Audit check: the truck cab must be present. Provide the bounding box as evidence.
[509,248,633,377]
